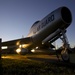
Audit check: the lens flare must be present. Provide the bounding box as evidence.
[16,48,21,54]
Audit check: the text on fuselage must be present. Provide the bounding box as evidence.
[33,14,55,34]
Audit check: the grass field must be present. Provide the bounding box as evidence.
[0,54,75,75]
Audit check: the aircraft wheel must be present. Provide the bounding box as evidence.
[61,50,70,62]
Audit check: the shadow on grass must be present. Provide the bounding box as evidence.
[27,57,75,68]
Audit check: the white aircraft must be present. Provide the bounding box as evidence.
[2,6,72,62]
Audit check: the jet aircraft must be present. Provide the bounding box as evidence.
[2,6,72,62]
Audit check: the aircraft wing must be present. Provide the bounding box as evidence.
[2,37,32,47]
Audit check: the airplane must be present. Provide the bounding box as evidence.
[2,6,72,62]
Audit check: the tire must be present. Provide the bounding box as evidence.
[61,50,70,62]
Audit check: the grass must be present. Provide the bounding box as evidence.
[0,54,75,75]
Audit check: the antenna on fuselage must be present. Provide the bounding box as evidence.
[22,35,24,38]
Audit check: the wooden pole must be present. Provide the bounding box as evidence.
[0,38,2,59]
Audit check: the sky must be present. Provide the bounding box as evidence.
[0,0,75,47]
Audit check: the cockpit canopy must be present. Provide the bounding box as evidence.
[31,20,40,28]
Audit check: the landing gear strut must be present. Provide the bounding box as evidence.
[60,29,70,62]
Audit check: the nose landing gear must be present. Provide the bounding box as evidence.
[60,29,70,62]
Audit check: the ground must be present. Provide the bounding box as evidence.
[0,54,75,75]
